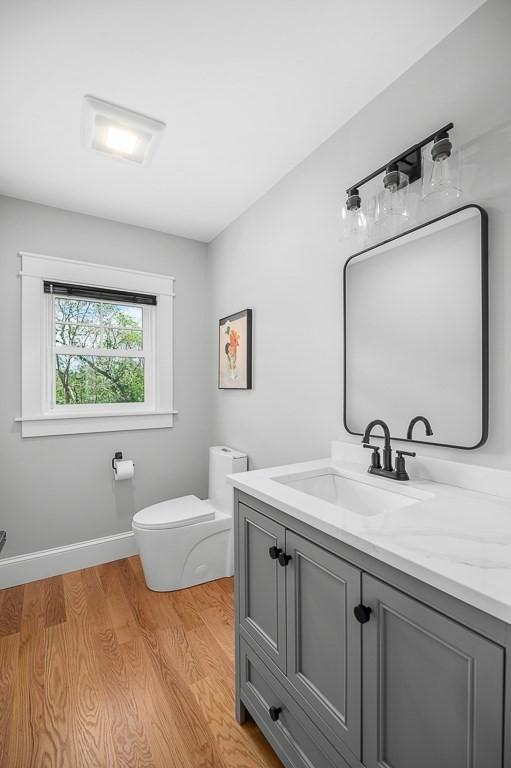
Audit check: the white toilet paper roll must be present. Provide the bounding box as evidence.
[114,459,135,481]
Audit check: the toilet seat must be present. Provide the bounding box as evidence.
[132,495,215,531]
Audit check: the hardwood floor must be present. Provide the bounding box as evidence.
[0,557,282,768]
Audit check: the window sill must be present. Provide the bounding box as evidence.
[15,410,177,437]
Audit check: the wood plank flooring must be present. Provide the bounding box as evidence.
[0,557,282,768]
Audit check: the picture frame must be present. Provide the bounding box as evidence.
[218,309,252,389]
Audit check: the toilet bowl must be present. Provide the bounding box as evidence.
[132,446,247,591]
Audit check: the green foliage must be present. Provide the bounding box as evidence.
[54,299,145,405]
[56,356,144,404]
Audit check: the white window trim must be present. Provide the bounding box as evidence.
[17,251,177,437]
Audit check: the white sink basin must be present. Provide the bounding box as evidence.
[274,468,431,516]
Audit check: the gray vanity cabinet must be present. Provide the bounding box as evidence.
[238,502,287,671]
[285,531,362,757]
[235,492,507,768]
[362,575,504,768]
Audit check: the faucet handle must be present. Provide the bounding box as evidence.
[363,443,381,469]
[395,449,416,481]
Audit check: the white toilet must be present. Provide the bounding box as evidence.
[132,446,247,591]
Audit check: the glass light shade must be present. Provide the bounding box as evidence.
[341,206,367,247]
[341,205,367,239]
[423,154,462,205]
[376,169,410,238]
[341,189,367,243]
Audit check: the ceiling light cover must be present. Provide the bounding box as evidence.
[82,96,165,166]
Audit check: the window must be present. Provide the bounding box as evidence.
[46,284,152,409]
[19,252,175,436]
[54,297,146,406]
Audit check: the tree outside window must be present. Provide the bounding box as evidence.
[53,297,146,405]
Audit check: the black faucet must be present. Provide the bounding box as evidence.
[362,419,416,481]
[407,416,433,441]
[362,419,393,470]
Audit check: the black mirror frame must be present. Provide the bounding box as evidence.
[343,203,489,450]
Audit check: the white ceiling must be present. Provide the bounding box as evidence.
[0,0,484,242]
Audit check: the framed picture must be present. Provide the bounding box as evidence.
[218,309,252,389]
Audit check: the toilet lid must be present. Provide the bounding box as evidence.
[132,495,215,530]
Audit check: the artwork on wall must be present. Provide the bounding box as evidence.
[218,309,252,389]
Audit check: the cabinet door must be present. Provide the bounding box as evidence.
[362,575,504,768]
[238,503,287,671]
[286,531,362,759]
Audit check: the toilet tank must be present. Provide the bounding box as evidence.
[209,446,247,515]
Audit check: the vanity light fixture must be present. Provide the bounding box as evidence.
[342,122,458,240]
[81,96,166,166]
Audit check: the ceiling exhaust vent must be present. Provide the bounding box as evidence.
[82,95,165,166]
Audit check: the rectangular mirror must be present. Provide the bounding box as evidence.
[343,205,488,449]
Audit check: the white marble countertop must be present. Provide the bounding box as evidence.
[228,442,511,623]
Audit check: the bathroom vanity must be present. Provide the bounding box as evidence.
[230,443,511,768]
[230,204,503,767]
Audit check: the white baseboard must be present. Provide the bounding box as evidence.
[0,531,137,589]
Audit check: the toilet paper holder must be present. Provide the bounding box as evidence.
[112,451,135,481]
[112,451,124,469]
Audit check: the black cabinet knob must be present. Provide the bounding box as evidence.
[354,604,372,624]
[269,705,282,722]
[269,545,282,560]
[278,552,292,567]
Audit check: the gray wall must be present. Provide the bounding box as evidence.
[208,0,511,470]
[0,197,210,557]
